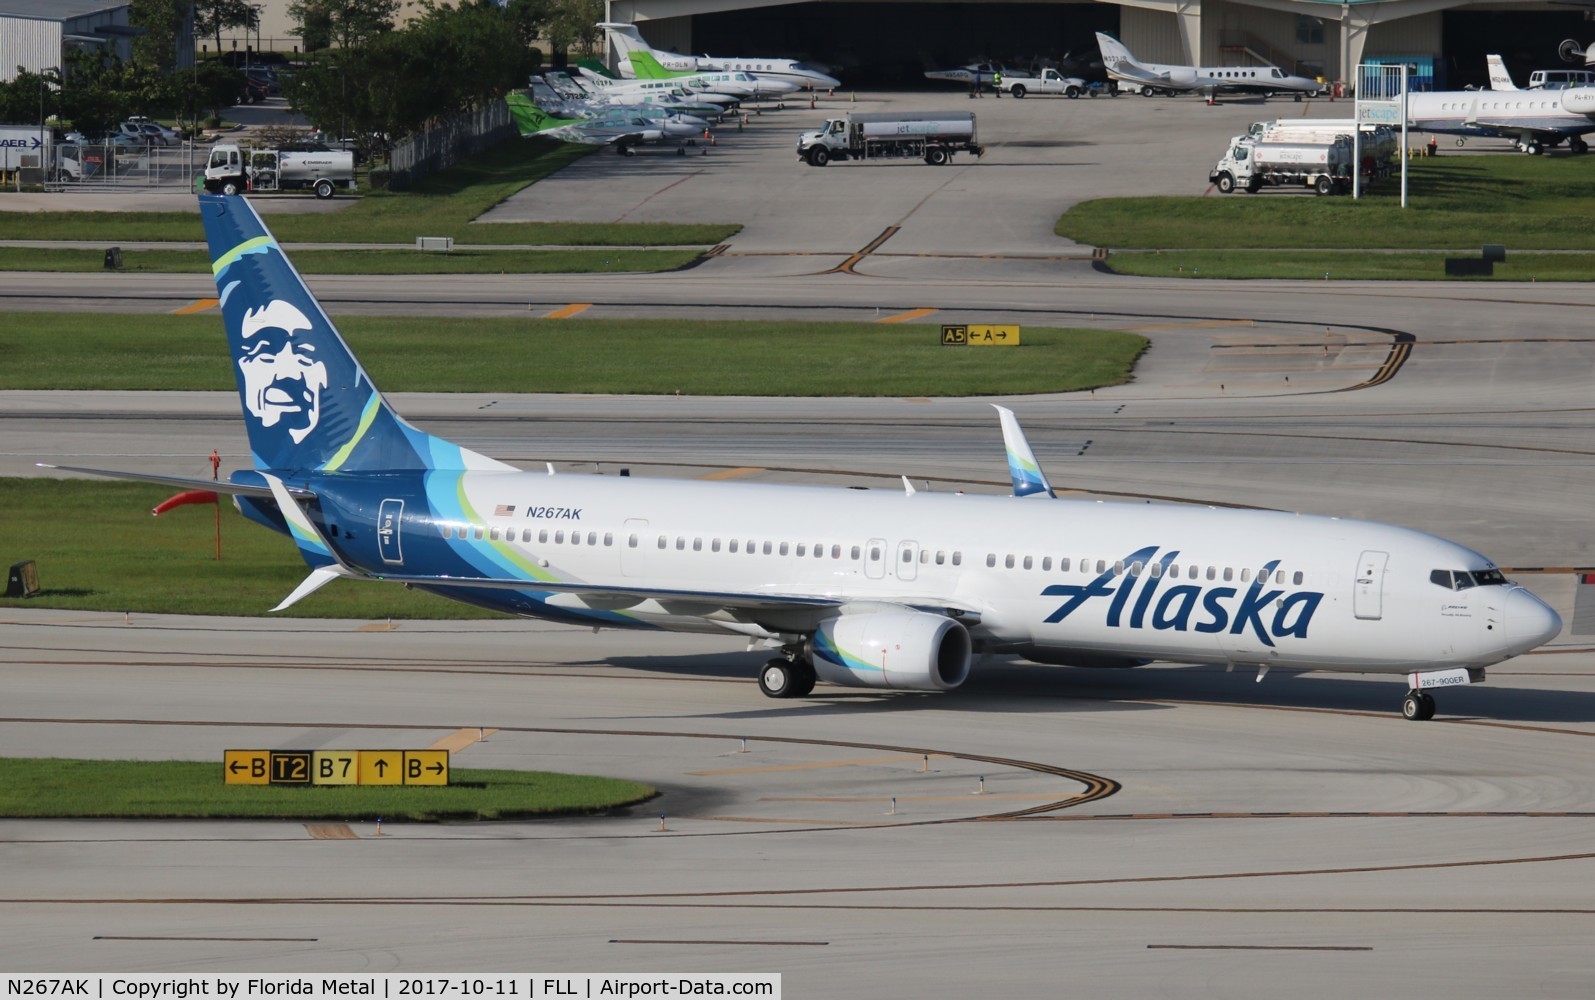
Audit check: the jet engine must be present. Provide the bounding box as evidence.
[809,607,971,691]
[1561,89,1595,117]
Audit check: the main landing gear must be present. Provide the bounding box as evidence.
[1401,689,1436,721]
[759,655,816,698]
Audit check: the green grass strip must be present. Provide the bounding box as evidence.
[1058,156,1595,250]
[1104,250,1595,281]
[0,479,505,618]
[0,315,1147,395]
[0,759,656,821]
[0,247,705,274]
[0,138,739,246]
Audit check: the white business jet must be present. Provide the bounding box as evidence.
[1095,32,1324,100]
[600,21,840,90]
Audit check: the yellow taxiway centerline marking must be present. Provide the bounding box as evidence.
[700,467,763,481]
[429,727,497,753]
[877,307,938,324]
[172,298,219,315]
[690,754,944,776]
[545,302,592,319]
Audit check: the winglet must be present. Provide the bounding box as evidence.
[992,405,1055,498]
[262,473,357,611]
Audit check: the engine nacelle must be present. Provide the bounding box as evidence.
[809,607,971,691]
[1561,88,1595,117]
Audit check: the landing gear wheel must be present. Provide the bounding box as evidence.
[759,658,798,698]
[1141,85,1155,97]
[788,660,817,698]
[1401,690,1436,721]
[1526,141,1543,155]
[1572,136,1589,154]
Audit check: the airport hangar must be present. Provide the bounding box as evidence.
[602,0,1592,90]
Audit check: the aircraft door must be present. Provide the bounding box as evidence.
[621,518,648,578]
[1354,550,1388,620]
[377,499,404,565]
[896,541,919,582]
[865,538,886,580]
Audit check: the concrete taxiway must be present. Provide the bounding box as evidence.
[4,87,1595,997]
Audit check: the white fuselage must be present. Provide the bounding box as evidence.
[365,472,1558,677]
[1407,87,1595,142]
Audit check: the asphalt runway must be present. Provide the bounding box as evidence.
[5,87,1595,996]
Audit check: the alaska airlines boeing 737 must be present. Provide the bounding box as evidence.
[46,196,1562,720]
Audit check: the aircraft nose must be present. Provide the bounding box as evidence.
[1504,587,1561,650]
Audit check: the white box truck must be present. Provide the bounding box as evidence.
[797,111,983,166]
[203,142,357,198]
[0,124,50,177]
[1210,131,1355,195]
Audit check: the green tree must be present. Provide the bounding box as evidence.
[130,0,191,72]
[546,0,604,58]
[288,0,400,51]
[283,1,539,162]
[195,0,259,56]
[0,68,61,126]
[172,61,247,128]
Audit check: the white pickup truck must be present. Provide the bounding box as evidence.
[1000,67,1092,99]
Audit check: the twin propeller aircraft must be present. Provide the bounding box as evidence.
[45,196,1562,720]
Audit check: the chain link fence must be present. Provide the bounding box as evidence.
[1,142,206,192]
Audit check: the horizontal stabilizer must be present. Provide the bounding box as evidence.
[36,463,314,499]
[271,565,353,612]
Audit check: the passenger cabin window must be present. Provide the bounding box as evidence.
[1293,571,1304,585]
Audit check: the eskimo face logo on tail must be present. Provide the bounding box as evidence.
[238,300,328,444]
[1040,546,1325,647]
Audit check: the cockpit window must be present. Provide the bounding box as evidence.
[1430,568,1508,590]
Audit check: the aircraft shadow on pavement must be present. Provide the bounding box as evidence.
[582,652,1593,724]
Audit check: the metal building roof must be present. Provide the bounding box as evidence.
[0,0,127,20]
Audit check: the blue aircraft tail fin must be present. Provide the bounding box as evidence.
[199,194,513,475]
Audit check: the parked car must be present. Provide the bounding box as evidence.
[244,67,281,96]
[239,75,273,104]
[120,117,179,146]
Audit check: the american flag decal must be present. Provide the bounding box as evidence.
[494,504,515,517]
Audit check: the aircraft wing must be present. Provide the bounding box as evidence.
[376,571,981,622]
[1472,117,1595,138]
[35,463,314,499]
